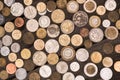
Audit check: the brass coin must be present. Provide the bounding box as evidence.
[96,5,106,15]
[59,34,70,46]
[47,0,56,12]
[102,42,113,54]
[8,53,17,62]
[115,44,120,53]
[50,72,61,80]
[36,28,47,39]
[115,20,120,30]
[108,11,119,22]
[0,26,5,38]
[0,70,8,80]
[2,7,10,16]
[34,39,45,50]
[80,28,89,37]
[114,61,120,72]
[47,53,59,65]
[84,39,93,49]
[36,2,46,13]
[56,0,67,9]
[12,29,22,40]
[15,59,24,68]
[23,60,35,71]
[29,72,40,80]
[24,0,32,6]
[102,57,113,67]
[0,1,4,11]
[0,58,6,67]
[21,48,31,59]
[4,22,15,33]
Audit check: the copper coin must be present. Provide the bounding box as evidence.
[102,42,113,54]
[114,61,120,72]
[47,0,56,12]
[0,70,8,80]
[56,0,67,9]
[0,58,6,67]
[22,32,35,45]
[80,28,89,37]
[6,63,16,74]
[2,7,10,16]
[115,44,120,53]
[50,72,61,80]
[23,60,35,71]
[29,72,40,80]
[14,17,24,28]
[108,11,119,22]
[36,28,47,39]
[84,39,93,49]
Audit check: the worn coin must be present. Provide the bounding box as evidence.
[36,2,46,13]
[84,39,93,49]
[47,0,56,12]
[2,7,10,16]
[105,0,116,11]
[0,70,8,80]
[4,21,15,33]
[59,34,70,46]
[63,72,75,80]
[29,72,40,80]
[24,60,35,71]
[80,28,89,37]
[36,28,47,39]
[0,58,6,67]
[24,0,32,5]
[21,48,31,59]
[6,63,16,74]
[34,39,45,50]
[102,42,113,54]
[12,29,22,40]
[11,42,20,53]
[56,0,67,9]
[1,46,10,56]
[14,17,24,28]
[15,59,24,68]
[108,11,119,22]
[0,26,5,37]
[8,53,17,62]
[96,5,106,15]
[102,57,113,67]
[50,72,61,80]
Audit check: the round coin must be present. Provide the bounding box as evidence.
[102,57,113,67]
[23,60,35,71]
[116,20,120,30]
[80,28,89,37]
[4,22,15,33]
[0,58,6,67]
[50,72,61,80]
[29,72,40,80]
[11,42,20,53]
[96,5,106,15]
[47,0,56,12]
[14,17,24,28]
[15,59,24,68]
[75,75,85,80]
[59,34,70,46]
[39,16,50,28]
[102,19,111,28]
[0,26,5,38]
[21,48,31,59]
[56,0,67,9]
[114,61,120,72]
[34,39,45,50]
[105,0,116,11]
[2,7,10,16]
[24,0,32,5]
[6,63,16,74]
[8,53,17,62]
[102,42,113,54]
[36,2,46,13]
[0,1,4,11]
[84,39,93,49]
[70,62,80,72]
[0,70,8,80]
[0,14,5,25]
[1,46,10,56]
[4,0,15,7]
[12,29,22,40]
[63,72,75,80]
[36,28,47,39]
[108,11,119,22]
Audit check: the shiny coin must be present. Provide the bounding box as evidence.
[75,75,85,80]
[71,34,83,46]
[84,63,98,77]
[0,58,6,67]
[80,28,89,37]
[14,17,24,28]
[102,19,111,28]
[56,61,68,74]
[24,0,32,5]
[36,28,47,39]
[83,0,97,13]
[47,24,60,38]
[76,0,86,4]
[2,7,10,16]
[23,60,35,71]
[11,2,24,16]
[56,0,67,9]
[39,65,52,78]
[0,14,5,25]
[70,62,80,72]
[2,35,12,46]
[59,34,70,46]
[8,53,17,62]
[67,1,79,13]
[21,48,31,59]
[73,11,88,27]
[26,19,39,32]
[29,72,40,80]
[61,19,74,34]
[1,46,10,56]
[6,63,16,74]
[36,2,46,13]
[89,28,104,43]
[116,20,120,30]
[0,1,4,11]
[108,11,119,22]
[0,26,5,37]
[61,46,75,61]
[4,0,15,7]
[114,61,120,72]
[102,57,113,67]
[63,72,75,80]
[115,44,120,53]
[50,72,61,80]
[12,29,22,40]
[33,51,47,66]
[11,43,20,53]
[105,0,116,11]
[47,0,56,12]
[100,68,113,80]
[0,70,8,80]
[51,9,65,23]
[102,42,113,54]
[76,48,89,62]
[45,39,59,53]
[84,39,93,49]
[24,6,37,19]
[4,21,15,33]
[15,59,24,68]
[96,5,106,15]
[39,16,50,28]
[34,39,45,50]
[105,26,118,40]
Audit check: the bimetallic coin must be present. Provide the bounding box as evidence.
[0,70,8,80]
[6,63,16,74]
[33,51,47,66]
[47,0,56,12]
[71,34,83,46]
[8,53,17,62]
[0,14,5,25]
[29,72,40,80]
[0,1,4,11]
[21,48,31,59]
[14,17,24,28]
[0,58,6,67]
[11,43,20,53]
[67,1,79,13]
[59,34,70,46]
[15,59,24,68]
[114,61,120,72]
[2,7,10,16]
[1,46,10,56]
[56,0,67,9]
[89,28,104,43]
[70,62,80,72]
[24,0,32,5]
[50,72,61,80]
[34,39,45,50]
[2,35,12,46]
[47,24,60,38]
[51,9,65,23]
[61,20,74,34]
[12,29,22,40]
[11,2,24,16]
[102,42,113,54]
[105,0,116,11]
[105,26,118,40]
[76,0,86,4]
[4,0,15,7]
[84,39,93,49]
[63,72,75,80]
[73,11,88,27]
[102,57,113,67]
[36,28,47,39]
[0,26,5,37]
[80,28,89,37]
[4,22,15,33]
[84,63,98,77]
[108,11,119,22]
[96,5,106,15]
[116,20,120,30]
[102,19,111,28]
[23,60,35,71]
[75,75,85,80]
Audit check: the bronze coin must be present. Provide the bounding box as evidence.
[29,72,40,80]
[50,72,61,80]
[80,28,89,37]
[86,65,96,74]
[23,60,35,71]
[56,0,67,9]
[0,58,6,67]
[22,32,35,45]
[84,39,93,49]
[102,43,113,54]
[36,28,47,39]
[2,7,10,16]
[0,70,8,80]
[14,17,24,28]
[108,11,119,22]
[47,0,56,12]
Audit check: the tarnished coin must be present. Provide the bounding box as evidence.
[4,0,15,7]
[34,39,45,50]
[116,20,120,30]
[6,63,16,74]
[45,39,59,53]
[4,22,15,33]
[36,2,46,13]
[102,19,111,28]
[84,39,93,49]
[36,28,47,39]
[61,46,75,61]
[0,70,8,80]
[24,6,37,19]
[59,34,70,46]
[15,59,24,68]
[0,26,5,37]
[8,53,17,62]
[67,1,79,13]
[21,48,31,59]
[70,62,80,72]
[73,11,88,27]
[56,0,67,9]
[33,51,47,66]
[14,17,24,28]
[75,75,85,80]
[29,72,40,80]
[96,5,106,15]
[115,44,120,53]
[11,43,20,53]
[105,0,116,11]
[24,0,32,6]
[114,61,120,72]
[2,7,10,16]
[108,11,119,22]
[0,14,5,25]
[83,0,97,13]
[76,0,86,4]
[63,72,75,80]
[47,0,56,12]
[47,24,60,38]
[89,28,104,43]
[0,1,4,11]
[0,58,6,67]
[105,26,118,40]
[71,34,83,46]
[102,42,113,54]
[2,35,12,46]
[11,2,24,17]
[50,72,61,80]
[51,9,65,23]
[24,60,35,71]
[102,57,113,67]
[12,29,22,40]
[61,20,74,34]
[39,16,50,28]
[80,28,89,37]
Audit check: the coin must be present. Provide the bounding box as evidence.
[76,48,89,62]
[47,24,60,38]
[89,28,104,43]
[34,39,45,50]
[105,26,118,40]
[14,17,24,28]
[115,44,120,53]
[11,42,21,53]
[61,46,75,61]
[84,39,93,49]
[84,63,98,77]
[47,53,59,65]
[11,2,24,16]
[12,29,22,40]
[1,46,10,56]
[47,0,56,12]
[102,19,111,28]
[105,0,116,11]
[8,53,17,62]
[4,21,15,33]
[24,6,37,19]
[6,63,16,74]
[15,59,24,68]
[33,51,47,66]
[76,0,86,4]
[90,51,102,63]
[71,34,83,46]
[24,0,32,5]
[51,9,65,23]
[21,48,31,59]
[59,34,70,46]
[0,1,4,11]
[0,70,8,80]
[63,72,75,80]
[0,26,5,37]
[56,61,68,74]
[114,61,120,72]
[50,72,61,80]
[36,2,46,13]
[29,72,40,80]
[0,14,5,25]
[116,20,120,30]
[36,28,47,39]
[61,20,74,34]
[75,75,85,80]
[102,57,113,67]
[38,10,47,15]
[80,28,89,37]
[108,11,119,22]
[102,42,113,54]
[67,1,79,13]
[56,0,67,9]
[2,7,10,16]
[0,58,6,67]
[23,60,35,71]
[4,0,15,7]
[39,16,50,28]
[73,11,88,27]
[45,39,59,53]
[70,62,80,72]
[96,5,106,15]
[83,0,97,13]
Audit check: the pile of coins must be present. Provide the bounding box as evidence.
[0,0,120,80]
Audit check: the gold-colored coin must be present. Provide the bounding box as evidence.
[8,53,17,62]
[36,28,47,39]
[2,7,10,16]
[21,48,31,59]
[116,20,120,30]
[0,26,5,38]
[34,39,45,50]
[0,70,8,80]
[24,0,33,5]
[15,59,24,68]
[4,22,15,33]
[36,2,46,13]
[114,61,120,72]
[96,5,106,15]
[59,34,70,46]
[56,0,67,9]
[0,58,6,67]
[108,11,119,22]
[102,57,113,67]
[76,0,86,4]
[12,29,22,40]
[84,39,93,49]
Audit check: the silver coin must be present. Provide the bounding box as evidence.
[73,11,88,27]
[15,68,27,80]
[1,46,10,56]
[11,2,24,17]
[2,35,12,46]
[4,0,15,7]
[102,19,111,28]
[105,0,117,11]
[47,24,60,38]
[70,62,80,72]
[63,72,75,80]
[11,43,20,53]
[0,14,5,25]
[89,28,104,43]
[75,75,85,80]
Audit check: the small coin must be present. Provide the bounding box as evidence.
[29,72,40,80]
[0,14,5,25]
[24,0,32,5]
[36,28,47,39]
[0,58,6,67]
[63,72,75,80]
[47,0,56,12]
[75,75,85,80]
[0,70,8,80]
[71,34,83,46]
[76,0,86,4]
[0,1,4,11]
[12,29,22,40]
[34,39,45,50]
[8,53,17,62]
[114,61,120,72]
[108,11,119,22]
[15,59,24,68]
[80,28,89,37]
[11,42,21,53]
[102,42,113,54]
[47,24,60,38]
[96,5,106,15]
[2,7,10,16]
[70,62,80,72]
[73,11,88,27]
[0,26,5,37]
[47,53,59,65]
[56,0,67,9]
[105,0,116,11]
[61,19,74,34]
[6,63,16,74]
[84,39,93,49]
[4,21,15,33]
[59,34,70,46]
[51,9,65,23]
[23,60,35,71]
[4,0,15,7]
[116,20,120,30]
[14,17,24,28]
[102,57,113,67]
[105,26,118,40]
[115,44,120,53]
[36,2,46,13]
[102,19,111,28]
[38,10,47,15]
[50,72,61,80]
[1,46,10,56]
[21,48,31,59]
